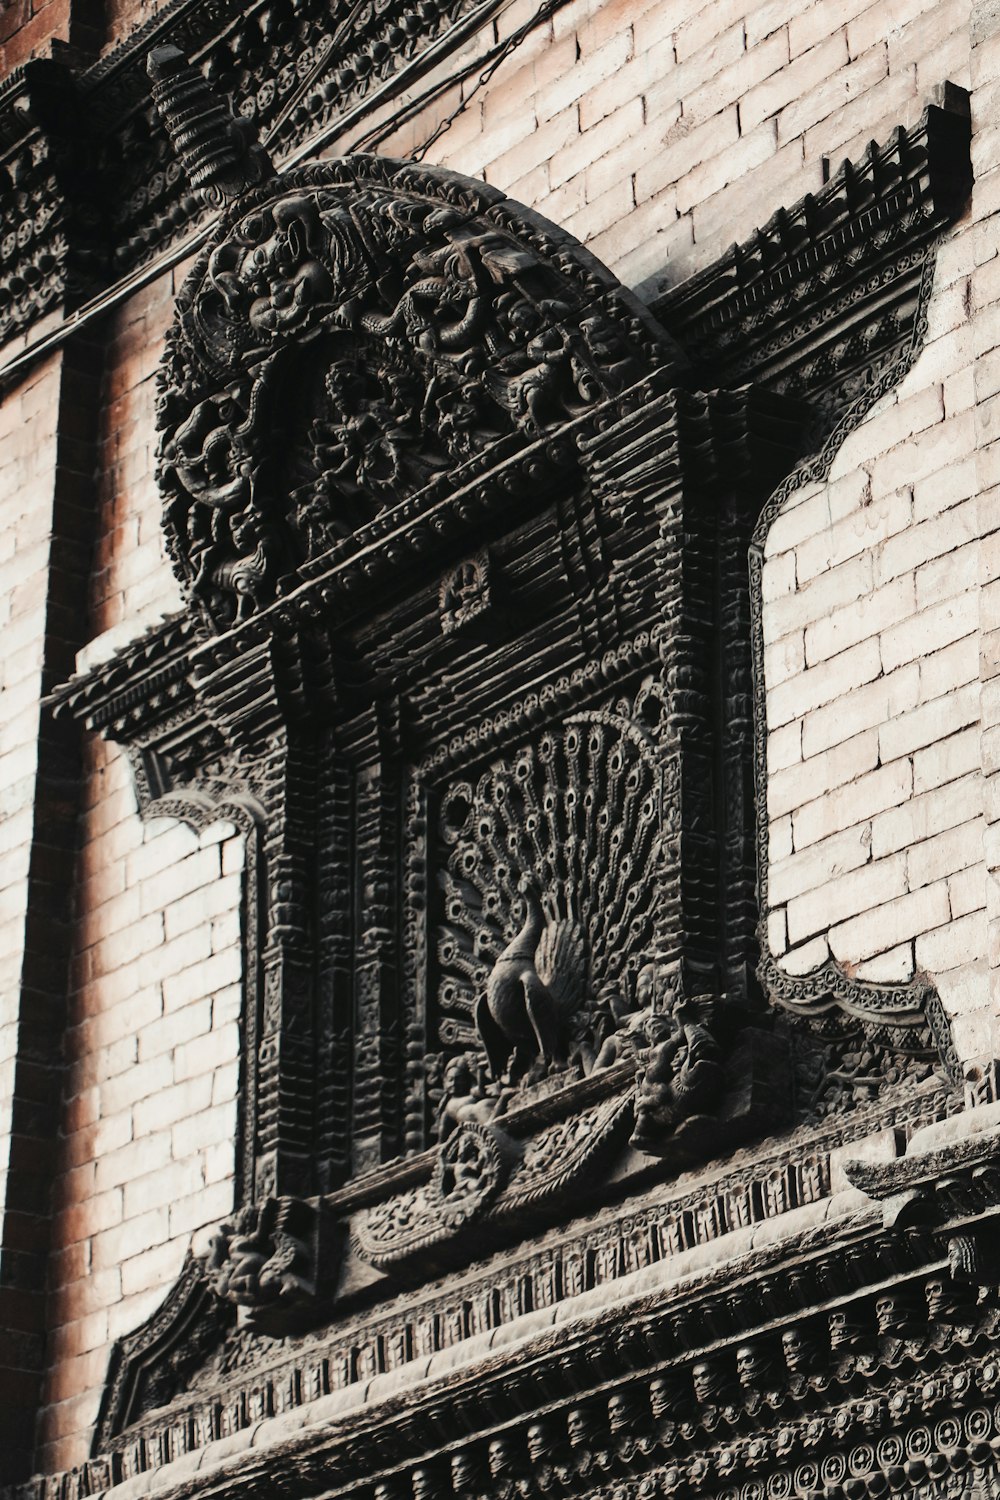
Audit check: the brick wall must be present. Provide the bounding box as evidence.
[27,276,240,1472]
[0,0,101,72]
[761,237,988,1061]
[971,3,1000,1104]
[345,0,968,289]
[0,352,61,1266]
[0,0,993,1474]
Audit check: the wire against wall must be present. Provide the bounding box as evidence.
[0,0,562,399]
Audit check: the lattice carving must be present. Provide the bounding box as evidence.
[431,679,671,1097]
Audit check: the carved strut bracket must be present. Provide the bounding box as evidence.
[147,46,273,205]
[201,1195,337,1334]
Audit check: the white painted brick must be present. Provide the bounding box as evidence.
[132,1075,214,1136]
[768,729,879,819]
[770,815,793,864]
[765,631,805,688]
[767,637,882,730]
[872,773,983,858]
[675,120,778,216]
[779,935,830,974]
[121,1241,187,1299]
[829,881,951,963]
[763,553,873,642]
[793,759,912,850]
[136,1000,213,1063]
[172,1020,240,1082]
[124,825,201,886]
[871,411,976,501]
[880,592,978,671]
[917,540,977,609]
[854,942,914,982]
[767,720,802,773]
[944,365,976,418]
[211,1057,240,1108]
[804,572,915,666]
[915,911,988,973]
[161,945,241,1013]
[801,663,919,757]
[740,32,848,132]
[171,1101,236,1160]
[878,681,979,763]
[767,908,788,955]
[776,39,888,147]
[123,1157,205,1220]
[763,481,831,559]
[787,854,906,946]
[828,385,941,481]
[94,1132,171,1194]
[875,496,978,584]
[950,865,986,920]
[919,633,979,702]
[769,823,872,907]
[907,816,986,890]
[761,549,796,602]
[169,1180,235,1239]
[221,835,245,875]
[794,485,910,585]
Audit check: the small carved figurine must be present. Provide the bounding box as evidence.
[631,997,725,1152]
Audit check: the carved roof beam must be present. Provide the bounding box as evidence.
[655,91,973,416]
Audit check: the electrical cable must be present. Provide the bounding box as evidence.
[0,0,558,397]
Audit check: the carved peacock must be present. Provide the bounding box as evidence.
[475,877,584,1082]
[434,682,671,1087]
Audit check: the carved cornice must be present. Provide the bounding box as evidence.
[0,57,104,342]
[85,1078,954,1464]
[47,612,201,736]
[17,1139,1000,1500]
[655,94,972,424]
[0,0,569,352]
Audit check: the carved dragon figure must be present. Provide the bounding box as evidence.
[475,877,584,1082]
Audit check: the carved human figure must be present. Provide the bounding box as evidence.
[591,964,656,1072]
[606,1389,650,1463]
[566,1406,599,1478]
[434,1054,508,1139]
[631,995,725,1152]
[525,1420,564,1489]
[449,1451,483,1497]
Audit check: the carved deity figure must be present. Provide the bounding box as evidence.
[631,994,725,1151]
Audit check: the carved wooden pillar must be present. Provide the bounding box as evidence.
[315,745,354,1193]
[191,633,323,1198]
[582,387,802,1011]
[351,701,404,1172]
[255,729,319,1198]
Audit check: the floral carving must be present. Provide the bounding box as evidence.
[155,159,682,630]
[433,1122,514,1227]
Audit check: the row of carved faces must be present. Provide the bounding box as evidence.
[350,1271,994,1498]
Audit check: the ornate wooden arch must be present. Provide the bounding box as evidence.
[155,151,687,632]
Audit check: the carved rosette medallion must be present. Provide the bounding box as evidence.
[432,1122,512,1227]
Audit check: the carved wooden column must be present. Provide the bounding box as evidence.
[351,700,405,1172]
[581,386,807,1013]
[191,634,323,1198]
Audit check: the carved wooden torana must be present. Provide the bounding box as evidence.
[38,54,1000,1500]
